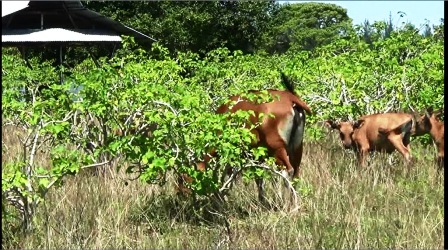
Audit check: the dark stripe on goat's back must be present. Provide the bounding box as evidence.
[401,119,414,135]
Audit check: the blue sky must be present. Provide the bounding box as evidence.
[280,1,444,29]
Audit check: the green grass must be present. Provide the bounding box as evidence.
[2,126,444,249]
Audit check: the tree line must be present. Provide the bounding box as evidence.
[83,1,444,56]
[9,1,443,68]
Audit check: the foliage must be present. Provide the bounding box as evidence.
[2,54,94,233]
[2,19,444,235]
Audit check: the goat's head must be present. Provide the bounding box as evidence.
[413,106,444,135]
[325,119,363,149]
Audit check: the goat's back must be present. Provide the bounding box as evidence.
[354,113,414,150]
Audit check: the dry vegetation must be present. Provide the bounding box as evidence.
[2,125,444,249]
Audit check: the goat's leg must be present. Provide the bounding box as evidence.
[357,146,369,167]
[176,174,194,196]
[353,138,369,167]
[437,142,444,161]
[403,132,411,152]
[388,135,411,162]
[436,155,444,171]
[273,147,295,176]
[197,148,218,171]
[291,143,304,179]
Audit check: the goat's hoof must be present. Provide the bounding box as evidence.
[280,169,290,179]
[287,168,294,176]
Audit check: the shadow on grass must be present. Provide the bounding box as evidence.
[126,189,258,235]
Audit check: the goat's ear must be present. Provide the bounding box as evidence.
[426,106,434,117]
[412,112,422,122]
[325,120,338,129]
[353,119,365,129]
[435,108,444,118]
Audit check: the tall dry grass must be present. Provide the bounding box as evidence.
[2,125,444,249]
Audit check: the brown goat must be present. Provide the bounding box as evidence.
[326,112,418,167]
[178,73,312,203]
[414,107,444,168]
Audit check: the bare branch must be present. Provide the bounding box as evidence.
[308,94,332,104]
[26,131,39,194]
[219,168,241,193]
[152,100,178,116]
[173,142,180,161]
[80,160,111,169]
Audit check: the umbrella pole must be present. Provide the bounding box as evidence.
[59,45,63,84]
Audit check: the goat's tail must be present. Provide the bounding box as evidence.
[280,72,295,94]
[280,72,312,115]
[291,95,312,115]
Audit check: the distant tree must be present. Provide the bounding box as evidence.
[422,24,433,38]
[355,20,387,47]
[211,1,280,53]
[384,12,394,39]
[433,18,444,42]
[83,1,279,55]
[264,2,353,53]
[360,19,373,45]
[402,22,419,34]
